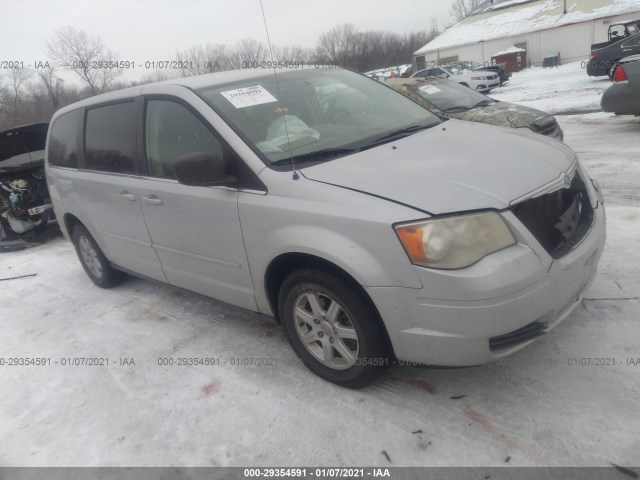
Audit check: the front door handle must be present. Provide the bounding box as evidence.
[142,195,163,205]
[119,191,136,201]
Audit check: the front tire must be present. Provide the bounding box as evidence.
[72,224,126,288]
[278,269,389,388]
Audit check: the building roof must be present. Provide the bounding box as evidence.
[415,0,640,55]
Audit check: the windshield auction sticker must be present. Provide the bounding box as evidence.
[418,84,441,95]
[220,85,278,109]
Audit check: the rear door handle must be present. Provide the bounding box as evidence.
[119,191,136,201]
[142,195,163,205]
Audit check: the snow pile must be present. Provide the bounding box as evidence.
[365,64,412,78]
[479,0,539,13]
[489,61,612,114]
[416,0,640,53]
[493,46,527,56]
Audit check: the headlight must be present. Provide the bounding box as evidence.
[470,76,487,80]
[395,211,516,269]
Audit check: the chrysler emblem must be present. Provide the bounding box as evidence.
[563,173,572,187]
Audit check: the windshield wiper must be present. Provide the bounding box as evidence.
[271,147,359,165]
[471,99,496,109]
[443,105,472,113]
[360,124,435,150]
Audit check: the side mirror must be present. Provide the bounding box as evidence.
[174,151,236,187]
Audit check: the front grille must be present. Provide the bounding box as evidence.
[489,321,548,352]
[512,171,594,259]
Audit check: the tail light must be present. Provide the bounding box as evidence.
[613,65,629,84]
[589,53,598,60]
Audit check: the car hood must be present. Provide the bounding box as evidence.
[301,119,576,215]
[448,101,548,130]
[0,123,48,173]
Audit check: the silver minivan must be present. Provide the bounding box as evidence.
[46,68,606,388]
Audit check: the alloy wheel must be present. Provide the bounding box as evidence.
[293,290,359,370]
[78,235,103,279]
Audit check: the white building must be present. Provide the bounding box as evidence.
[414,0,640,69]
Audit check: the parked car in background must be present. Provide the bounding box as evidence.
[448,61,510,86]
[588,19,640,77]
[411,65,500,92]
[601,54,640,115]
[388,77,563,140]
[0,123,53,246]
[475,64,509,86]
[400,66,413,78]
[47,68,604,388]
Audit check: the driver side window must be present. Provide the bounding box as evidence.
[145,99,223,179]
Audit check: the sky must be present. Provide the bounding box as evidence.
[1,0,453,83]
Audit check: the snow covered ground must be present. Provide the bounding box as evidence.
[490,61,613,114]
[1,69,639,468]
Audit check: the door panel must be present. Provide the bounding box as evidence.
[139,181,255,309]
[139,98,256,310]
[73,172,166,282]
[76,101,165,282]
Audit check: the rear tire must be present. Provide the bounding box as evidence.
[278,268,389,388]
[72,224,126,288]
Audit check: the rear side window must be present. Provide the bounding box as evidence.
[624,36,640,46]
[48,110,81,168]
[84,102,137,174]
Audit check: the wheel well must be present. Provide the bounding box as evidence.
[64,213,82,236]
[264,253,395,356]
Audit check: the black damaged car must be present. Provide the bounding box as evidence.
[0,123,54,247]
[588,20,640,77]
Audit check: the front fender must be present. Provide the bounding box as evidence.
[238,183,425,316]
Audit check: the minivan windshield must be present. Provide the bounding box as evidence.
[196,69,441,165]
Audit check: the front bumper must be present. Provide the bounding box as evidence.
[367,197,606,366]
[477,80,500,91]
[587,61,608,77]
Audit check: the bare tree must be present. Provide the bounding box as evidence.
[317,24,363,68]
[24,81,55,122]
[315,23,437,72]
[0,78,8,125]
[172,44,236,77]
[234,38,268,67]
[37,67,64,111]
[450,0,483,21]
[271,45,314,64]
[133,70,172,85]
[5,68,33,123]
[46,27,122,94]
[172,45,216,77]
[172,39,274,77]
